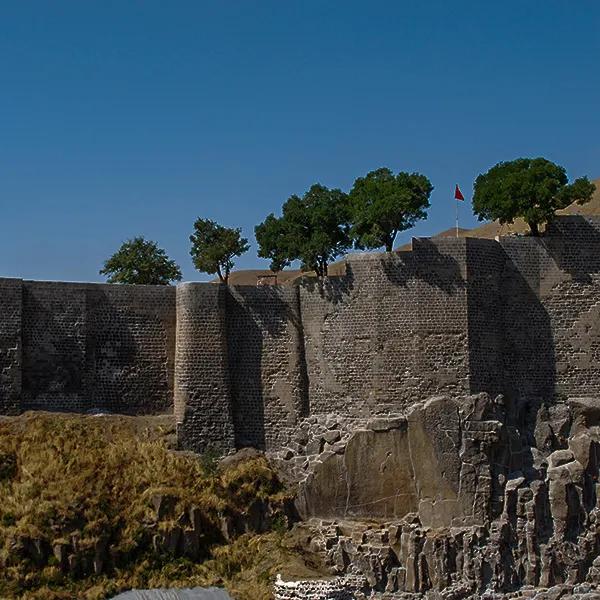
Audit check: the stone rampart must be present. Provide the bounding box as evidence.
[3,216,600,453]
[1,279,176,415]
[174,283,234,452]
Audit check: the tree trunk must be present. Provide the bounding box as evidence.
[216,265,226,284]
[528,221,540,237]
[314,259,327,278]
[385,231,396,252]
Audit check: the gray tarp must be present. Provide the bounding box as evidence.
[111,588,233,600]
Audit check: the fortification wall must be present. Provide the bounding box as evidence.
[4,216,600,454]
[0,278,22,414]
[299,238,470,419]
[175,284,234,453]
[498,216,600,406]
[3,280,176,415]
[226,286,307,449]
[464,238,506,397]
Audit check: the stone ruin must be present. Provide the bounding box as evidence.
[270,393,600,599]
[2,215,600,597]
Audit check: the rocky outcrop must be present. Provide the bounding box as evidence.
[280,394,508,527]
[271,394,600,598]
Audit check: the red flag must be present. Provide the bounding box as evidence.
[454,184,465,201]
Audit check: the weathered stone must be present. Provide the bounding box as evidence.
[323,430,341,444]
[152,493,177,520]
[305,437,324,456]
[367,416,407,432]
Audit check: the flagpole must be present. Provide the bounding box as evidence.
[455,196,459,238]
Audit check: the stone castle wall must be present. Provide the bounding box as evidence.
[0,280,176,415]
[3,216,600,452]
[298,238,471,420]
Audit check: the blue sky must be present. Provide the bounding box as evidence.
[1,1,599,282]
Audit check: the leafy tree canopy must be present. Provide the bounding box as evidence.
[255,214,291,273]
[473,158,596,236]
[190,218,249,283]
[100,237,182,285]
[256,184,351,278]
[349,167,433,252]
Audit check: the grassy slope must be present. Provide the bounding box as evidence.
[0,413,321,600]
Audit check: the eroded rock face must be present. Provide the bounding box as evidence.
[271,393,600,598]
[292,394,505,528]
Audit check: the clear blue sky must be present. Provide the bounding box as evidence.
[1,1,599,282]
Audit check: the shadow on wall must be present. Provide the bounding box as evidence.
[298,264,356,304]
[379,240,466,294]
[543,216,600,284]
[466,238,555,427]
[86,288,169,415]
[496,218,600,424]
[22,283,174,415]
[500,240,555,422]
[21,285,88,411]
[227,285,310,450]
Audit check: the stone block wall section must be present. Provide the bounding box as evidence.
[299,238,471,418]
[174,283,235,453]
[226,286,308,449]
[0,278,22,414]
[0,279,176,415]
[3,216,600,454]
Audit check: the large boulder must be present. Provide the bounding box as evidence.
[296,394,504,528]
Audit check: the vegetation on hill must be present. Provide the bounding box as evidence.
[100,237,182,285]
[349,167,433,252]
[472,157,596,236]
[0,414,320,600]
[190,219,249,284]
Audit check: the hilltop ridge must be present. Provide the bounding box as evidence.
[221,176,600,285]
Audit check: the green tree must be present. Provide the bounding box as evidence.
[349,167,433,252]
[255,184,351,278]
[473,158,596,236]
[255,213,291,273]
[100,237,182,285]
[190,218,249,284]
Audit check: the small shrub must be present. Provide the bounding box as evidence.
[199,447,221,477]
[270,513,288,535]
[0,449,17,481]
[1,512,16,527]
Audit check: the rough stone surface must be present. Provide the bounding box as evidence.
[274,393,600,599]
[1,279,176,415]
[4,216,600,453]
[287,395,504,527]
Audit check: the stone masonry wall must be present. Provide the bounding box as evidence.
[227,286,308,450]
[175,283,235,453]
[299,238,470,419]
[0,278,22,414]
[5,280,176,415]
[496,216,600,412]
[465,238,506,398]
[4,216,600,454]
[535,217,600,400]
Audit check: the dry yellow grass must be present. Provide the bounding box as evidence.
[0,413,318,600]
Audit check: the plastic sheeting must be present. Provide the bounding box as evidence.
[111,588,233,600]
